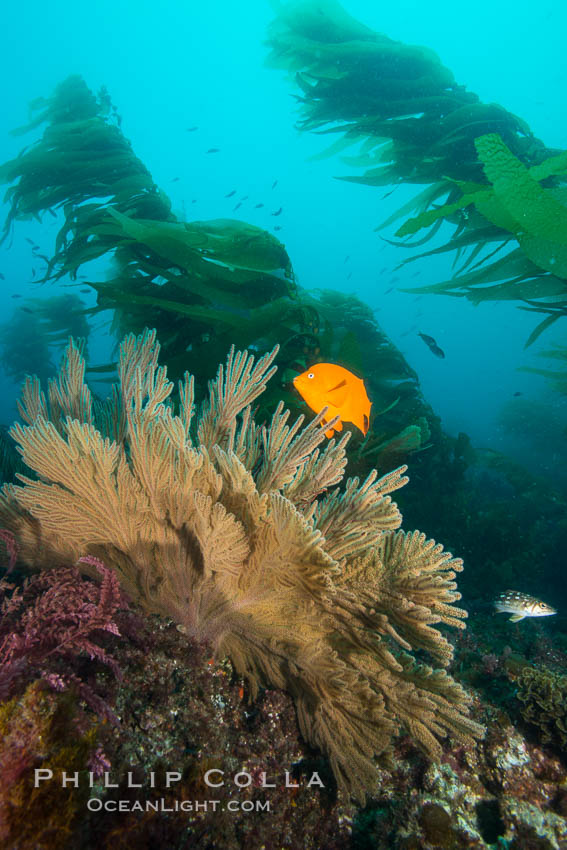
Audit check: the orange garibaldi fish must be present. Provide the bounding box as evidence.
[293,363,372,439]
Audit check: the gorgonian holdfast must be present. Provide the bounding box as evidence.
[0,329,484,801]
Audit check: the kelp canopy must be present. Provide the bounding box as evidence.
[266,0,567,344]
[0,76,297,389]
[0,74,440,469]
[266,0,548,185]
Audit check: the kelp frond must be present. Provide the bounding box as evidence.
[266,0,550,188]
[266,1,566,343]
[0,75,298,391]
[396,135,567,344]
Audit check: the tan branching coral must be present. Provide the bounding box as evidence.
[0,330,483,800]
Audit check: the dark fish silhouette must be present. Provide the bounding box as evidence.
[271,207,283,216]
[233,202,242,211]
[273,225,282,231]
[344,255,350,263]
[225,190,236,198]
[191,199,197,203]
[11,294,21,298]
[31,268,36,278]
[171,177,180,182]
[418,332,445,359]
[25,237,35,245]
[384,287,394,294]
[186,126,198,132]
[272,180,278,189]
[21,307,34,313]
[513,391,523,397]
[206,148,220,153]
[80,288,90,293]
[255,203,264,208]
[240,195,249,201]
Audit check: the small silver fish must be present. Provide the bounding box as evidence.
[494,590,557,623]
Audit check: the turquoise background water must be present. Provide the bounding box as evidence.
[1,0,565,477]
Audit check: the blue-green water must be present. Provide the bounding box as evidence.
[1,0,566,476]
[1,4,567,848]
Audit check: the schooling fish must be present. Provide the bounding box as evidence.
[293,363,371,439]
[206,148,220,154]
[273,225,282,231]
[418,332,445,359]
[186,126,199,132]
[271,179,278,189]
[225,190,236,198]
[494,591,556,623]
[255,203,264,208]
[271,207,283,216]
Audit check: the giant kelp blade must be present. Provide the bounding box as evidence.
[464,275,566,304]
[396,226,507,270]
[403,248,540,295]
[106,209,294,294]
[523,313,563,349]
[476,134,567,245]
